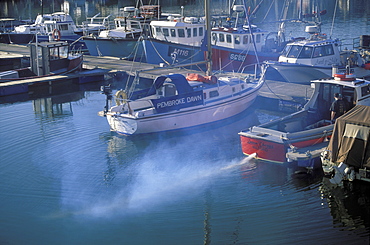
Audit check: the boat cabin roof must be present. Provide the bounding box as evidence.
[211,25,267,35]
[150,19,204,28]
[312,77,370,88]
[33,41,69,48]
[287,37,339,47]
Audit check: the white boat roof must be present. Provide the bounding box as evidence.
[312,77,370,88]
[150,20,204,27]
[287,38,338,47]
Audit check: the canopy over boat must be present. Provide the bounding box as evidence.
[148,74,193,95]
[326,105,370,169]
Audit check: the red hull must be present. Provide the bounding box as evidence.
[212,48,279,72]
[240,135,326,163]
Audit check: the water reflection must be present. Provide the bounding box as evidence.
[32,91,85,118]
[320,179,370,234]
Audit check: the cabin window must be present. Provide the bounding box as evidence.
[287,45,302,58]
[199,27,204,37]
[164,84,176,96]
[193,27,198,37]
[178,29,185,37]
[59,46,68,58]
[243,35,248,44]
[46,25,53,33]
[313,46,324,57]
[281,45,291,57]
[131,23,141,29]
[209,90,219,98]
[298,46,313,58]
[187,28,191,37]
[226,34,232,43]
[256,34,261,43]
[156,27,161,33]
[170,29,176,37]
[325,45,334,55]
[313,45,334,58]
[361,85,370,97]
[219,33,225,42]
[162,28,169,36]
[234,35,241,45]
[59,24,69,31]
[49,47,59,60]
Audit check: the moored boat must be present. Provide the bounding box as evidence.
[100,70,264,135]
[99,0,265,136]
[211,5,286,73]
[83,5,165,60]
[0,41,82,83]
[267,26,370,84]
[141,14,206,66]
[321,105,370,184]
[0,12,86,51]
[238,68,370,164]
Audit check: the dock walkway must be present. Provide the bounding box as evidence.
[0,43,312,107]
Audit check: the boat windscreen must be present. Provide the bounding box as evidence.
[148,74,193,95]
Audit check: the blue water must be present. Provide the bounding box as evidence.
[0,79,369,244]
[1,0,370,244]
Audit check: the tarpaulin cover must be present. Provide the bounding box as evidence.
[327,105,370,168]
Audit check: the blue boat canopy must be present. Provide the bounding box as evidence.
[148,74,193,95]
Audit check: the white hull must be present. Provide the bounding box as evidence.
[106,86,260,135]
[270,63,370,84]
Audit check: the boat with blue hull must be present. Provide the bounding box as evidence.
[83,5,166,60]
[141,15,206,67]
[142,4,286,72]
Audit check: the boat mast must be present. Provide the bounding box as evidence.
[205,0,212,76]
[242,1,260,69]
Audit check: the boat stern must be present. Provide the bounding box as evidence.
[239,127,287,163]
[106,113,138,135]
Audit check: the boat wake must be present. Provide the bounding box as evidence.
[51,153,258,219]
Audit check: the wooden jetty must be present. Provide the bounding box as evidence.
[0,43,313,109]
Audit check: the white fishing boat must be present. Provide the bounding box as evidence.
[267,25,370,84]
[321,105,370,184]
[99,0,264,136]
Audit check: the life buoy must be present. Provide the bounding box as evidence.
[115,90,127,105]
[334,73,356,81]
[52,29,61,41]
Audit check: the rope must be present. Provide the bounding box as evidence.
[330,0,338,38]
[263,78,285,101]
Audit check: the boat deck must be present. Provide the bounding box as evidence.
[286,141,328,161]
